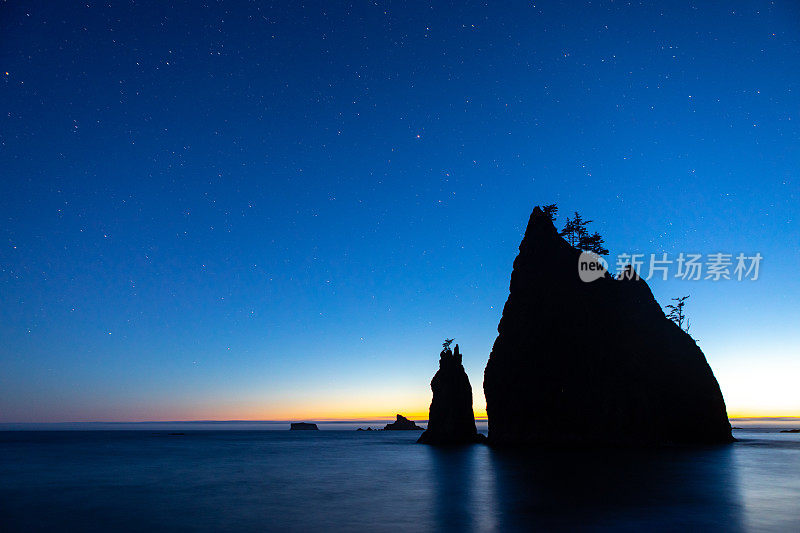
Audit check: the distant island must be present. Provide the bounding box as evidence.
[353,416,424,431]
[290,422,318,431]
[383,415,423,430]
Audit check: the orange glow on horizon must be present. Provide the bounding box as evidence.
[62,404,800,424]
[46,405,489,424]
[32,408,800,424]
[15,393,794,424]
[727,409,800,419]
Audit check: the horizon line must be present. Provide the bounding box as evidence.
[1,416,798,425]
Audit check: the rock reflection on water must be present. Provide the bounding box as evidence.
[425,440,750,531]
[427,444,497,531]
[486,444,744,531]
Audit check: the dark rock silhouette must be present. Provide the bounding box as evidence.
[290,422,318,430]
[356,427,374,431]
[383,414,423,430]
[418,343,486,445]
[780,429,800,433]
[483,206,733,446]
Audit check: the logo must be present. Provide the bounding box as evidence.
[578,251,608,282]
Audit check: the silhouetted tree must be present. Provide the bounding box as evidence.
[579,231,609,255]
[560,211,591,247]
[559,211,609,255]
[542,203,558,223]
[666,296,690,333]
[441,339,455,358]
[559,215,575,245]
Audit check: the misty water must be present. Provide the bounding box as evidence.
[1,428,798,531]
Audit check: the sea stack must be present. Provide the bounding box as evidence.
[483,206,733,446]
[418,342,486,444]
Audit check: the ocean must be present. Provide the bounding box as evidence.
[1,427,798,532]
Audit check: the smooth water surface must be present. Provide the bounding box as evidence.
[1,429,798,531]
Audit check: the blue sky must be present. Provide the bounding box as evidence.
[1,1,798,421]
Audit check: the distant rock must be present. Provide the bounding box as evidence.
[780,429,800,433]
[290,422,318,430]
[418,343,486,445]
[483,206,733,446]
[356,427,374,431]
[383,414,423,430]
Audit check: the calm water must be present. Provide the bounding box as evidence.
[1,429,798,532]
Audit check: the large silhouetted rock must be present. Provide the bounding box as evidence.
[483,206,733,446]
[418,344,486,445]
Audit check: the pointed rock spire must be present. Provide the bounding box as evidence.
[418,342,486,445]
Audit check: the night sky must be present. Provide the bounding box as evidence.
[1,1,798,422]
